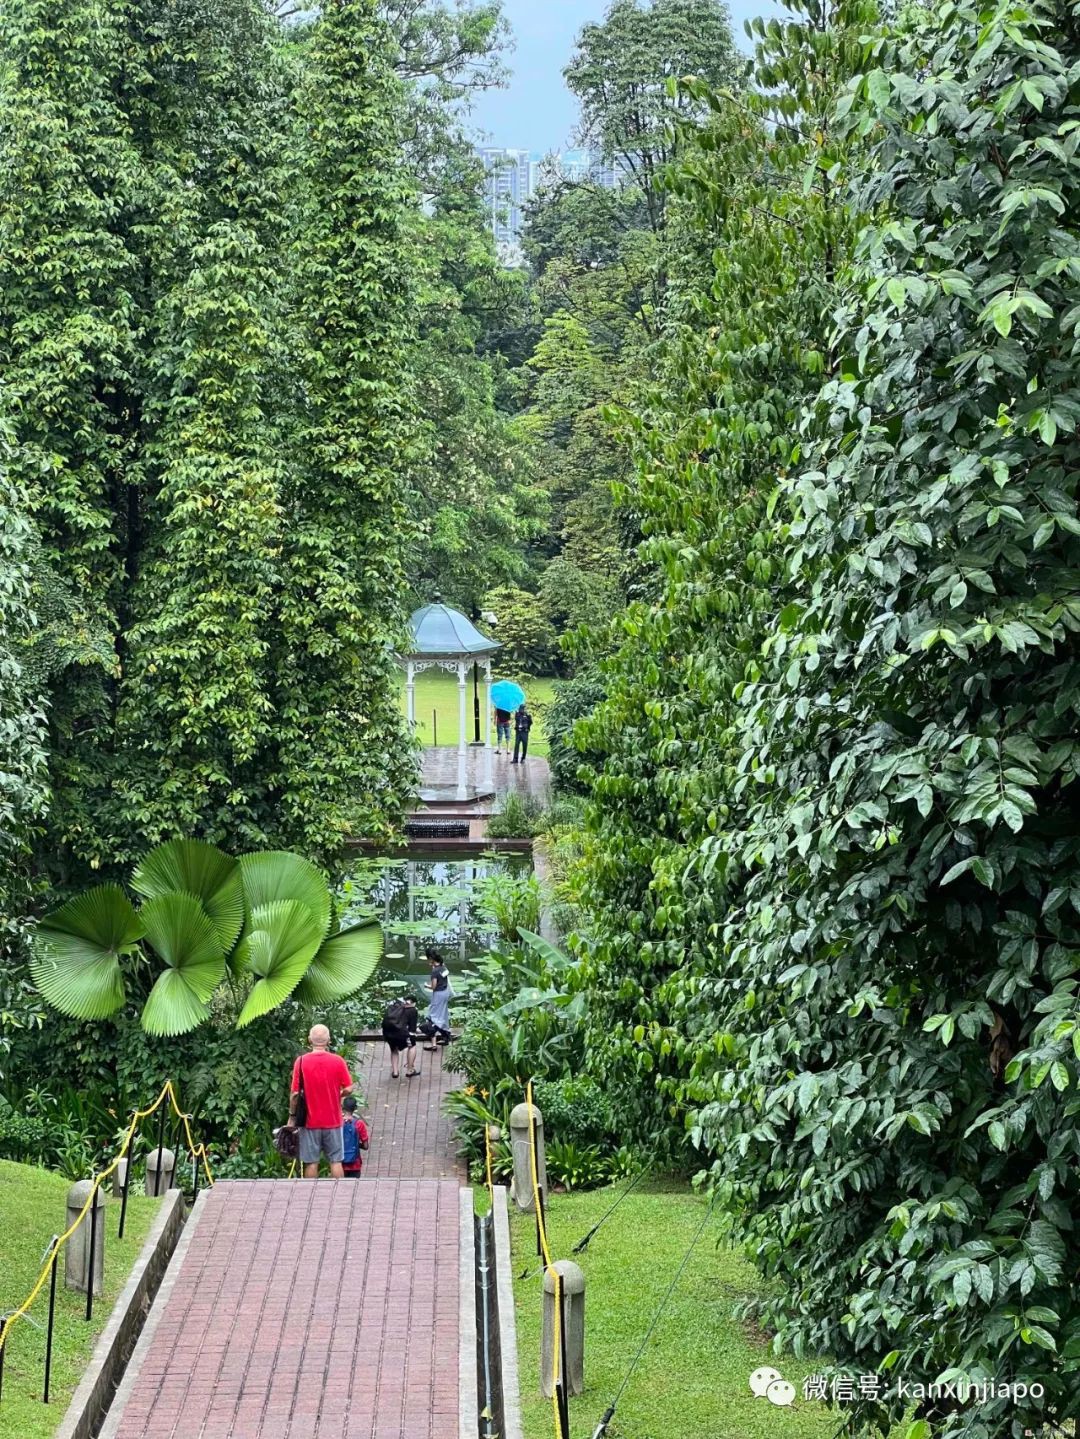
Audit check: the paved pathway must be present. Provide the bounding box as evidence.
[101,1049,467,1439]
[103,1179,460,1439]
[355,1039,464,1182]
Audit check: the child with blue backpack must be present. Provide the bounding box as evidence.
[341,1096,369,1178]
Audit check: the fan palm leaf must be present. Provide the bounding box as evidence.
[131,838,244,953]
[295,920,384,1005]
[140,894,227,1037]
[234,851,331,977]
[235,899,325,1028]
[30,885,144,1021]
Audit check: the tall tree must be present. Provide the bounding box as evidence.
[565,0,740,232]
[272,0,420,856]
[0,436,49,1074]
[569,0,868,1151]
[109,0,290,862]
[0,0,143,879]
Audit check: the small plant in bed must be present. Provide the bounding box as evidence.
[485,791,545,840]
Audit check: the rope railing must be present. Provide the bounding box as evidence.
[526,1079,569,1439]
[0,1079,214,1407]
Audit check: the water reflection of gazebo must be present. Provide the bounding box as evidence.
[400,601,500,801]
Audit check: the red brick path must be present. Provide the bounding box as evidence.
[355,1039,465,1181]
[103,1178,461,1439]
[100,1045,468,1439]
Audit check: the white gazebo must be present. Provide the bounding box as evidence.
[401,601,501,800]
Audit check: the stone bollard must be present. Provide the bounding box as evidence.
[64,1181,106,1297]
[112,1157,130,1199]
[541,1260,585,1398]
[145,1146,176,1197]
[509,1102,546,1212]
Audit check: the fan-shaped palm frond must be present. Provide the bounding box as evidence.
[295,920,384,1005]
[132,838,244,952]
[235,899,325,1027]
[30,885,144,1021]
[238,851,331,941]
[140,894,228,1036]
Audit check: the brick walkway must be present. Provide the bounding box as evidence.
[102,1179,460,1439]
[100,1050,468,1439]
[355,1039,465,1182]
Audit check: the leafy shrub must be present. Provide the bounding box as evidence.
[531,1075,613,1148]
[546,1139,607,1192]
[544,668,606,793]
[473,868,542,938]
[486,792,545,841]
[0,1098,51,1164]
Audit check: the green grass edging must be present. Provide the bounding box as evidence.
[510,1184,835,1439]
[0,1161,158,1439]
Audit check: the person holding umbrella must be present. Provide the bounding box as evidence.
[490,679,525,757]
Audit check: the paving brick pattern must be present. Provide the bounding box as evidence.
[355,1040,465,1182]
[108,1178,460,1439]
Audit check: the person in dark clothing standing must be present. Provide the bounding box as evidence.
[512,704,533,764]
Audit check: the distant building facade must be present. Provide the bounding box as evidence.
[476,144,629,261]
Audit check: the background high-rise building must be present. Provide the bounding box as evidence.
[475,145,628,261]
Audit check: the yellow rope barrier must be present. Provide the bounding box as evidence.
[484,1119,495,1203]
[0,1079,213,1360]
[527,1080,566,1439]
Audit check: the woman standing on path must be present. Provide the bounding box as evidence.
[422,948,452,1049]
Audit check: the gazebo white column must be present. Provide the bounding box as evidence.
[456,658,469,801]
[405,659,416,726]
[483,656,494,792]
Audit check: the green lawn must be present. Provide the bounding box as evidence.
[510,1184,836,1439]
[399,670,556,757]
[0,1161,158,1439]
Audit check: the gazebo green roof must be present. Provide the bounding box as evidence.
[406,602,500,659]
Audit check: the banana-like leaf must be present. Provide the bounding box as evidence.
[294,920,383,1006]
[131,838,244,953]
[238,851,331,943]
[517,929,574,972]
[235,899,324,1028]
[30,885,144,1021]
[140,894,227,1037]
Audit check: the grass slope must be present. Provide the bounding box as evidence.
[0,1160,158,1439]
[510,1184,836,1439]
[399,670,555,757]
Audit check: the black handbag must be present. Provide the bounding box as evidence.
[274,1123,299,1160]
[293,1056,308,1128]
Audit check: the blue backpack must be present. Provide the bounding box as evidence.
[342,1117,363,1165]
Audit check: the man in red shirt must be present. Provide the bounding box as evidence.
[288,1024,354,1178]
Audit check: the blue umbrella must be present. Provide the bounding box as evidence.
[490,680,525,711]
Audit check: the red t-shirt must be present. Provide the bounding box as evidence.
[291,1051,353,1128]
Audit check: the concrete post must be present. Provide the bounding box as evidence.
[111,1157,129,1199]
[509,1102,546,1212]
[541,1260,585,1398]
[145,1146,176,1197]
[65,1181,106,1297]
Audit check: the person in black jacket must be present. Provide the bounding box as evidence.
[512,704,533,764]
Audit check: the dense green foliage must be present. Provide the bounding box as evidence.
[562,0,1080,1431]
[0,0,419,888]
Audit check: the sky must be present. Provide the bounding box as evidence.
[468,0,780,154]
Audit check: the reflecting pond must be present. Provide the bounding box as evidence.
[340,850,533,992]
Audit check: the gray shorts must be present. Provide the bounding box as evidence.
[298,1126,343,1164]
